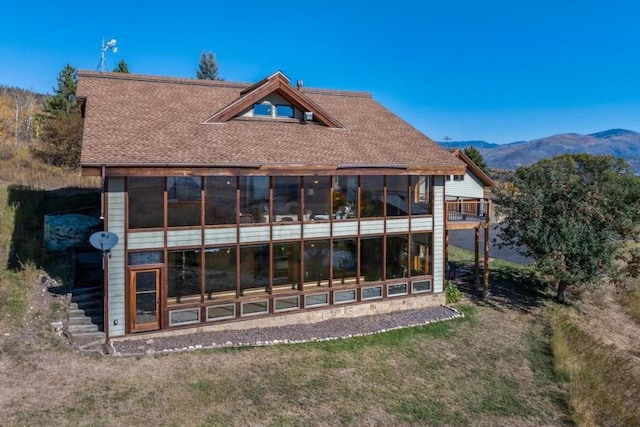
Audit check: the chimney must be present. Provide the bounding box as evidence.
[297,80,303,91]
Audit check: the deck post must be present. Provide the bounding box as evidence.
[474,226,480,284]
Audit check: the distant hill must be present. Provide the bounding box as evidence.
[438,129,640,173]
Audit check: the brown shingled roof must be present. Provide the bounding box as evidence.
[77,71,465,174]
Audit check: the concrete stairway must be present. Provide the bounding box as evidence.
[66,285,106,351]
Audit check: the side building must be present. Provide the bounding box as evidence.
[77,70,472,338]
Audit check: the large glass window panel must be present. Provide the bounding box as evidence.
[168,177,202,227]
[386,176,409,217]
[304,240,330,287]
[273,176,300,222]
[386,235,409,280]
[332,238,357,285]
[410,176,431,215]
[204,246,237,298]
[360,237,383,283]
[239,244,269,295]
[333,176,358,219]
[128,177,163,229]
[360,176,383,218]
[239,176,269,223]
[303,176,330,221]
[273,242,301,291]
[167,250,202,304]
[411,233,432,276]
[205,177,237,225]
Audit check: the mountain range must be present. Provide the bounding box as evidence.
[439,129,640,173]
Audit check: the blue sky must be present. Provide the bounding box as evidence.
[2,0,639,144]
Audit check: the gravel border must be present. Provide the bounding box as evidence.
[109,305,462,356]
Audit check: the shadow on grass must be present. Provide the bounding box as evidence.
[6,184,101,280]
[455,262,553,314]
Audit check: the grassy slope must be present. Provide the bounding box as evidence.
[1,151,639,426]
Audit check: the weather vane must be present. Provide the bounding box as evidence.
[97,37,118,72]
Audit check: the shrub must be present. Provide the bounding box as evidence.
[445,280,461,304]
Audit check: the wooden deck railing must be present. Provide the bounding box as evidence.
[446,199,491,223]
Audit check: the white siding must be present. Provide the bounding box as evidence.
[303,222,331,239]
[386,218,410,234]
[410,217,432,232]
[167,229,202,247]
[432,176,445,293]
[127,230,164,250]
[332,221,358,237]
[360,219,385,235]
[204,228,237,245]
[106,177,126,337]
[445,171,484,199]
[272,224,301,240]
[239,225,270,243]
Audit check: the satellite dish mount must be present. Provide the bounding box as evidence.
[89,231,119,268]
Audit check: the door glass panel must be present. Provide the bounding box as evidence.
[135,270,158,325]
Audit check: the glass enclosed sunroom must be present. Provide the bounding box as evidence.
[78,70,466,338]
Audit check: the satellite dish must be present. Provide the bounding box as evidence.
[89,231,119,254]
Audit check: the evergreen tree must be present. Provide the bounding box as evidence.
[44,64,77,114]
[113,59,130,73]
[32,64,83,168]
[464,146,488,174]
[196,51,222,80]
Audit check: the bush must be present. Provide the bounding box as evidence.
[445,280,462,304]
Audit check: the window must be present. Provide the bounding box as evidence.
[273,242,301,291]
[276,104,294,118]
[412,280,431,293]
[241,300,268,316]
[411,233,432,276]
[334,289,356,304]
[453,175,465,181]
[207,304,236,321]
[360,176,383,218]
[332,239,357,285]
[362,286,382,300]
[274,296,299,312]
[128,251,163,266]
[204,247,237,298]
[169,308,200,326]
[410,175,431,215]
[333,176,357,219]
[168,177,201,227]
[239,176,269,223]
[168,250,202,304]
[205,177,237,225]
[361,237,383,283]
[305,293,329,307]
[387,282,408,296]
[128,177,163,229]
[253,103,272,116]
[273,176,300,222]
[304,176,330,221]
[304,240,330,287]
[386,235,409,280]
[386,176,409,217]
[240,244,269,295]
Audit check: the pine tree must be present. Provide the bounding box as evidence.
[196,51,222,80]
[464,146,488,174]
[113,60,130,73]
[32,64,83,168]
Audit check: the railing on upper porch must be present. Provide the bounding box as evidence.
[445,199,491,223]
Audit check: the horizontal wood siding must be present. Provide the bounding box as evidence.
[386,218,410,234]
[127,231,164,250]
[433,176,445,293]
[167,229,202,247]
[445,172,484,199]
[107,177,126,337]
[332,221,358,237]
[360,219,385,235]
[303,222,331,239]
[410,217,433,232]
[204,228,237,245]
[239,225,270,243]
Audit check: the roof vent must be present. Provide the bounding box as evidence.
[304,111,313,121]
[297,80,303,90]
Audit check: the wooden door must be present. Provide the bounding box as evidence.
[129,268,161,332]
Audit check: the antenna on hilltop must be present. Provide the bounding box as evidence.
[97,37,118,72]
[444,136,452,149]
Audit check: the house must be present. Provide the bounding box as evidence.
[76,70,490,339]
